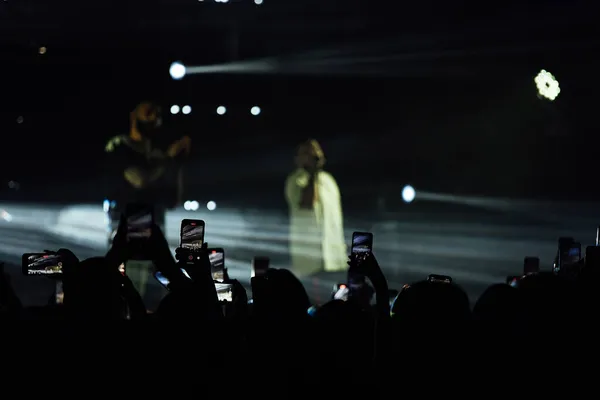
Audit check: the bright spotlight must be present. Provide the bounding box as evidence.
[182,105,191,115]
[254,0,263,4]
[251,106,261,116]
[183,201,192,211]
[207,201,217,211]
[190,201,199,211]
[169,62,186,80]
[535,69,560,101]
[216,106,226,115]
[170,105,180,114]
[402,185,415,203]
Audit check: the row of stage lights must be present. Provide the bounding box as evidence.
[170,105,262,116]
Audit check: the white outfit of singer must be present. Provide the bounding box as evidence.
[285,168,347,276]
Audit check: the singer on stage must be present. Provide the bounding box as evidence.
[285,139,347,277]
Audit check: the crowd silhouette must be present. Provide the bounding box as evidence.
[1,213,596,392]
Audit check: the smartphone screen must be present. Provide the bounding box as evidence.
[180,219,205,251]
[561,243,581,266]
[22,253,63,276]
[332,283,349,301]
[427,274,452,284]
[154,268,191,290]
[506,275,521,287]
[55,281,65,304]
[125,203,154,241]
[523,256,540,275]
[215,282,233,302]
[208,248,225,282]
[251,256,269,278]
[351,232,373,256]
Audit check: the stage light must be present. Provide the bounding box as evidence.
[251,106,261,116]
[184,200,200,211]
[169,62,186,80]
[402,185,415,203]
[254,0,263,4]
[207,201,217,211]
[170,105,180,114]
[182,105,191,114]
[216,106,226,115]
[535,69,560,101]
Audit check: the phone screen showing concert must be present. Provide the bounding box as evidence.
[209,249,225,281]
[351,232,373,254]
[180,220,204,250]
[22,253,63,276]
[126,205,153,240]
[215,282,233,302]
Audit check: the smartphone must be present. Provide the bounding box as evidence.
[208,248,225,282]
[349,232,373,286]
[351,231,373,258]
[215,282,233,302]
[427,274,452,284]
[251,256,270,278]
[560,242,581,267]
[523,256,540,275]
[332,283,349,301]
[22,252,63,276]
[153,268,191,290]
[55,281,64,304]
[586,245,600,268]
[180,219,205,251]
[506,275,521,287]
[125,203,154,241]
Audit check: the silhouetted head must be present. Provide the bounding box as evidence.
[63,257,126,320]
[391,280,471,341]
[473,283,523,331]
[131,101,162,139]
[259,268,311,320]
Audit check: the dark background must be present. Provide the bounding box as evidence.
[0,0,598,211]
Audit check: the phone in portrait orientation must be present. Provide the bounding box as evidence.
[251,256,270,278]
[349,231,373,288]
[523,256,540,275]
[351,231,373,259]
[506,275,521,287]
[208,248,225,282]
[560,242,581,267]
[586,245,600,268]
[124,203,154,242]
[555,236,574,271]
[332,283,349,301]
[215,282,233,302]
[180,219,205,251]
[55,281,65,304]
[427,274,452,284]
[22,252,64,276]
[153,268,191,290]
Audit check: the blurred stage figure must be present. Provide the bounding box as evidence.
[104,101,191,296]
[285,139,347,276]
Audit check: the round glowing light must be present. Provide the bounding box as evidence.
[402,185,415,203]
[169,62,186,80]
[535,69,560,101]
